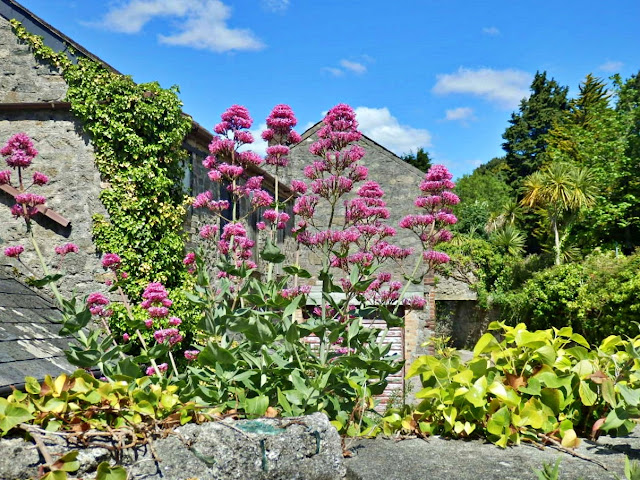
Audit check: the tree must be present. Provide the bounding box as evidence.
[521,163,597,265]
[545,73,638,252]
[400,147,432,172]
[502,72,569,186]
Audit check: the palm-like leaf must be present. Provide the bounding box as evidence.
[491,224,526,256]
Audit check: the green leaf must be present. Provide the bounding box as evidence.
[0,402,34,433]
[578,381,597,406]
[465,376,488,408]
[618,384,640,407]
[535,345,557,365]
[245,395,269,416]
[51,451,80,473]
[601,379,616,407]
[199,342,236,366]
[260,239,286,264]
[473,333,500,356]
[27,273,64,288]
[283,265,312,278]
[283,294,302,319]
[96,462,127,480]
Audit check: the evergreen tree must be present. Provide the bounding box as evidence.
[502,71,569,186]
[400,147,432,172]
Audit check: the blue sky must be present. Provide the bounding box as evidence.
[16,0,640,179]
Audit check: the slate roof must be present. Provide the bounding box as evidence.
[0,265,74,394]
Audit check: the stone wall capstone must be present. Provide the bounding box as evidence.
[0,413,346,480]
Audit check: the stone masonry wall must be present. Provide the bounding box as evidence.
[0,16,67,103]
[0,109,109,297]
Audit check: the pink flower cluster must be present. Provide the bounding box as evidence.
[184,350,200,361]
[141,282,173,319]
[146,363,168,376]
[11,192,46,220]
[87,292,111,317]
[219,222,256,267]
[153,327,183,346]
[4,245,24,258]
[262,104,301,167]
[55,243,79,257]
[262,209,290,230]
[400,164,458,266]
[1,133,38,168]
[280,285,312,299]
[101,253,121,271]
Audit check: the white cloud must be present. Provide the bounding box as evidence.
[236,122,268,156]
[482,26,500,36]
[340,59,367,74]
[323,67,344,77]
[261,0,290,12]
[433,67,531,109]
[598,60,624,72]
[354,106,431,155]
[443,107,476,123]
[97,0,264,53]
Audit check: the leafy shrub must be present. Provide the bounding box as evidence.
[383,322,640,447]
[497,251,640,343]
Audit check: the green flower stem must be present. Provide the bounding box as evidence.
[28,229,63,308]
[117,285,162,378]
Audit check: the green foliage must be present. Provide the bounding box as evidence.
[496,251,640,344]
[534,459,562,480]
[400,147,432,172]
[383,322,640,447]
[502,71,570,186]
[11,20,199,330]
[616,456,640,480]
[178,252,403,435]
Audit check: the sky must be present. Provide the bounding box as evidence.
[15,0,640,179]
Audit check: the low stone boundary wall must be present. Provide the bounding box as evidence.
[0,413,346,480]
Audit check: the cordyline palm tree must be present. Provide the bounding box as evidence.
[521,162,597,265]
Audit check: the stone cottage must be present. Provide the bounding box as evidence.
[0,0,291,298]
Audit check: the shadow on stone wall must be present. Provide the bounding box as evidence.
[435,300,500,349]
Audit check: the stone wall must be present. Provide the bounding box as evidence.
[0,16,67,103]
[0,413,346,480]
[0,109,109,298]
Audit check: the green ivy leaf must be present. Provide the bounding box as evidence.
[96,462,127,480]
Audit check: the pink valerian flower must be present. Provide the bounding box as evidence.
[4,245,24,258]
[0,170,11,185]
[257,221,266,230]
[265,144,290,167]
[403,296,427,309]
[184,350,200,361]
[87,292,111,317]
[101,253,121,270]
[251,189,273,208]
[441,191,460,205]
[54,243,79,256]
[425,164,454,182]
[423,250,450,265]
[1,133,38,168]
[144,319,154,328]
[293,195,318,219]
[153,328,183,346]
[140,282,172,319]
[290,180,307,194]
[262,105,301,167]
[200,224,218,239]
[32,171,48,186]
[280,285,312,299]
[146,363,168,376]
[183,252,196,265]
[334,347,355,355]
[168,316,182,326]
[245,176,263,190]
[122,333,131,342]
[12,193,46,220]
